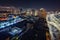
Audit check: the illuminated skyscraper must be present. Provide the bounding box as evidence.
[40,8,47,18]
[26,8,32,16]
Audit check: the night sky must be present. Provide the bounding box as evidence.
[0,0,60,10]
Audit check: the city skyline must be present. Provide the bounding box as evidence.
[0,0,60,10]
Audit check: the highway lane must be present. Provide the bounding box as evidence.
[0,16,24,29]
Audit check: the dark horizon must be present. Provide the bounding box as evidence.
[0,0,60,10]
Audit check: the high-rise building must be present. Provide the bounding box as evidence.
[0,6,20,16]
[31,9,35,16]
[26,9,38,16]
[37,8,47,18]
[26,8,32,16]
[35,10,38,16]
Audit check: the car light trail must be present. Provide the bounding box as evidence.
[0,16,24,29]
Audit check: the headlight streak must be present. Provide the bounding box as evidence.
[0,16,24,29]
